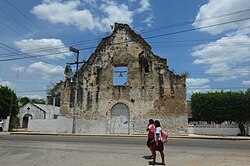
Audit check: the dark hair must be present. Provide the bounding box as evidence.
[154,120,161,127]
[149,119,154,124]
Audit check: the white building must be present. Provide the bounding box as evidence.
[18,103,60,128]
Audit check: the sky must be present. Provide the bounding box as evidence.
[0,0,250,100]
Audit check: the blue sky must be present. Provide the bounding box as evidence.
[0,0,250,99]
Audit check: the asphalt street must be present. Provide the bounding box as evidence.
[0,134,250,166]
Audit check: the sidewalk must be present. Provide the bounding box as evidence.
[172,134,250,140]
[2,131,250,140]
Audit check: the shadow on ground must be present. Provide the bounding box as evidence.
[148,161,165,165]
[143,155,153,160]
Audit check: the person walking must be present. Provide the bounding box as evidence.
[146,119,155,158]
[0,118,4,132]
[151,120,165,165]
[239,123,246,136]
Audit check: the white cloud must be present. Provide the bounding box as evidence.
[242,80,250,86]
[21,94,44,99]
[193,35,250,65]
[32,0,95,31]
[212,67,250,81]
[26,62,64,80]
[186,78,211,95]
[187,78,210,87]
[192,34,250,81]
[31,0,153,32]
[193,0,250,35]
[83,0,97,6]
[95,1,133,32]
[137,0,151,13]
[0,77,16,89]
[142,12,153,27]
[15,38,70,59]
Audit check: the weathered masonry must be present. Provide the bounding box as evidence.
[61,23,187,135]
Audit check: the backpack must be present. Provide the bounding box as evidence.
[161,129,168,143]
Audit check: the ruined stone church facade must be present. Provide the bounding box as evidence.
[60,23,187,135]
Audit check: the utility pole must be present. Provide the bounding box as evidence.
[8,70,19,131]
[69,47,79,133]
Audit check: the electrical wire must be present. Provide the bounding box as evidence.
[1,6,250,96]
[1,7,250,58]
[139,8,250,34]
[5,0,52,38]
[3,0,72,59]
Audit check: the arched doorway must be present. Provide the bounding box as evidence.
[22,114,32,128]
[111,103,129,134]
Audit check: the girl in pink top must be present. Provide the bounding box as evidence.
[146,119,155,158]
[150,120,165,165]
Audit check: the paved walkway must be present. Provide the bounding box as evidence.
[1,131,249,140]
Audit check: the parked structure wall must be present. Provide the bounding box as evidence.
[61,23,187,135]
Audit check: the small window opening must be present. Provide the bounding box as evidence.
[145,65,150,73]
[114,66,127,85]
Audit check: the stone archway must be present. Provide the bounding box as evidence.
[22,114,32,128]
[111,103,130,134]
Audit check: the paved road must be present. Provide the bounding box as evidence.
[0,134,250,166]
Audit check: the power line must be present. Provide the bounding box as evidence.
[0,43,67,75]
[74,17,250,53]
[139,8,250,34]
[0,10,68,63]
[0,7,42,39]
[4,0,73,57]
[0,12,249,65]
[0,21,69,65]
[1,8,249,57]
[0,43,54,65]
[144,17,250,40]
[2,34,250,59]
[0,49,71,62]
[0,8,249,60]
[5,0,52,38]
[0,4,69,63]
[1,69,249,80]
[17,90,47,93]
[14,86,248,93]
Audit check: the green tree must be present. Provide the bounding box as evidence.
[246,88,250,95]
[0,86,19,119]
[191,91,250,123]
[19,97,30,106]
[31,98,46,104]
[64,64,73,80]
[47,81,63,107]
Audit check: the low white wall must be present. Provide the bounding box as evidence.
[57,117,72,133]
[28,116,249,136]
[28,116,106,134]
[75,118,107,134]
[188,127,242,136]
[28,119,58,132]
[2,116,10,132]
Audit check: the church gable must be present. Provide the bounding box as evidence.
[60,23,187,135]
[83,23,158,69]
[78,23,169,87]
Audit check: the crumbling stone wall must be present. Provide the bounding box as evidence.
[61,23,187,135]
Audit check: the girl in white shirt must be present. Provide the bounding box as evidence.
[150,120,165,165]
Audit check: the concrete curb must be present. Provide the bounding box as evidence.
[9,132,147,137]
[171,135,250,141]
[6,132,250,140]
